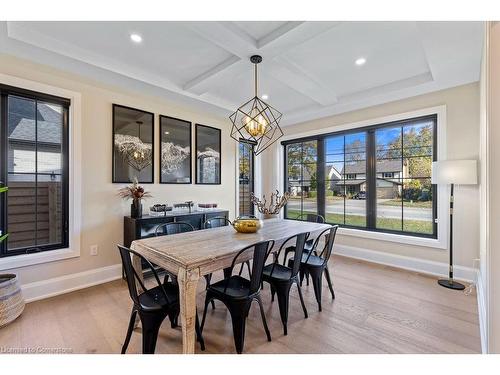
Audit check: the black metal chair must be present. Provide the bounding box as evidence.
[204,216,232,229]
[154,221,196,285]
[200,240,274,354]
[155,221,195,236]
[117,245,205,354]
[262,232,309,335]
[204,216,252,278]
[203,216,233,310]
[282,213,325,284]
[156,221,217,309]
[289,225,338,311]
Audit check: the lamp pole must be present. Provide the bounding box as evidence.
[438,183,465,290]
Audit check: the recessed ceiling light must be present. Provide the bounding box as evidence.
[164,131,169,135]
[130,33,142,43]
[355,57,366,66]
[261,94,269,100]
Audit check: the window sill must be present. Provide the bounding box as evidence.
[0,247,80,271]
[338,227,447,250]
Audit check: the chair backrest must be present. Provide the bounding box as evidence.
[225,240,274,295]
[297,213,325,223]
[304,225,338,266]
[204,216,231,229]
[117,245,171,306]
[268,232,309,279]
[155,221,195,236]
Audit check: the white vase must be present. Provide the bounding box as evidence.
[263,213,278,220]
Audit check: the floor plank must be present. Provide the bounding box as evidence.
[0,255,481,354]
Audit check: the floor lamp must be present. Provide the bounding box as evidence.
[431,160,477,290]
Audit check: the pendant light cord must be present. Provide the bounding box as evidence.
[254,63,258,97]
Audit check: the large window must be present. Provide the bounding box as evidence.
[0,85,70,257]
[238,140,255,216]
[283,115,437,238]
[285,140,318,219]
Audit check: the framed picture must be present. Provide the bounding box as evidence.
[195,124,221,184]
[112,104,154,183]
[159,115,192,184]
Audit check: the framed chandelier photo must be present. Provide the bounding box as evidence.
[159,115,192,184]
[229,55,284,156]
[112,104,154,183]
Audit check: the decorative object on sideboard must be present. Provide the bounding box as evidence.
[173,202,195,213]
[229,55,284,155]
[117,177,152,218]
[0,274,25,328]
[198,203,218,211]
[231,216,262,233]
[149,204,173,217]
[112,104,154,183]
[251,190,290,219]
[431,159,478,290]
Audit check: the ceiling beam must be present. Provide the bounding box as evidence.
[257,21,304,48]
[183,55,241,91]
[183,21,343,102]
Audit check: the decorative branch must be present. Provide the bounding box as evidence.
[251,190,290,215]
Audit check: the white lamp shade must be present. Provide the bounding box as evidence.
[431,160,477,185]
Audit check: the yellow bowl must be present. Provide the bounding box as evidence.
[232,217,263,233]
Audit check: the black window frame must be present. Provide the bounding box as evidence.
[0,84,70,257]
[283,114,438,239]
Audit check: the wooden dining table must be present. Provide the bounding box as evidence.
[130,218,331,354]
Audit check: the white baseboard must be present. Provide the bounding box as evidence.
[476,269,488,353]
[334,244,476,282]
[21,264,123,303]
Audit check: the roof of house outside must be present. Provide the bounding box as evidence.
[340,159,402,174]
[8,100,62,144]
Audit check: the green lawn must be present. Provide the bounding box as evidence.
[379,199,432,208]
[286,209,433,234]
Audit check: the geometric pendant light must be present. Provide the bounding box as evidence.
[229,55,283,155]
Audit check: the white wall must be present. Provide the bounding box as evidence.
[483,21,500,354]
[478,22,489,353]
[261,83,480,270]
[0,54,236,287]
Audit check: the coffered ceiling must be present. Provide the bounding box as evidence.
[0,21,483,126]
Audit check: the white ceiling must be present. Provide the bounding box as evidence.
[0,21,484,126]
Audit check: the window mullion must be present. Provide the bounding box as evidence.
[317,138,325,219]
[366,130,377,229]
[35,99,39,248]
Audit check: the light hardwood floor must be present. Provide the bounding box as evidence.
[0,255,481,354]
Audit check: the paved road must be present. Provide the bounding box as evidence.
[288,199,432,221]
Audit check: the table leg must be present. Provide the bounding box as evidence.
[177,267,200,354]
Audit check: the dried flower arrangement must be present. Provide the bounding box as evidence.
[118,177,152,201]
[117,177,152,202]
[251,190,290,217]
[117,178,152,218]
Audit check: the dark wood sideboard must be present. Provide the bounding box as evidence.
[123,209,230,275]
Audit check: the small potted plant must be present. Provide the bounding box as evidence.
[118,177,152,218]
